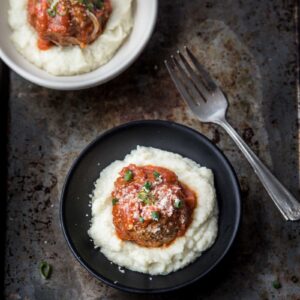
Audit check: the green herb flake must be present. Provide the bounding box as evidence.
[272,280,282,289]
[94,0,104,9]
[87,2,94,11]
[47,0,58,17]
[138,191,154,205]
[39,261,52,280]
[112,198,119,206]
[124,170,133,182]
[77,0,98,10]
[174,198,183,209]
[138,191,147,200]
[140,194,151,205]
[153,171,160,179]
[47,8,56,17]
[145,198,152,205]
[143,181,152,192]
[151,211,160,221]
[139,216,144,223]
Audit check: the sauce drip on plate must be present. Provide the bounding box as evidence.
[112,164,197,248]
[27,0,112,50]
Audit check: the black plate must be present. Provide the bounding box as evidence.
[60,120,241,293]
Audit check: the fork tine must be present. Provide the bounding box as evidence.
[176,49,211,101]
[171,55,206,105]
[185,46,218,91]
[164,59,199,110]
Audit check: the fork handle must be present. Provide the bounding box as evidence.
[217,119,300,221]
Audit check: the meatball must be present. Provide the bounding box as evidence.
[112,165,196,248]
[28,0,112,50]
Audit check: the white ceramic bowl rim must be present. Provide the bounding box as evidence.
[0,0,158,90]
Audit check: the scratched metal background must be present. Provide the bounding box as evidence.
[4,0,300,299]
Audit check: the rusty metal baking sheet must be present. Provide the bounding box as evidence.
[4,0,300,299]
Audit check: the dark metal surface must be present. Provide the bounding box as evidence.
[1,62,9,299]
[4,0,300,299]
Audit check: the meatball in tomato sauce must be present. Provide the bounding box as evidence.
[112,164,196,248]
[27,0,112,50]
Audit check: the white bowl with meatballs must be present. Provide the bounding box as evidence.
[0,0,158,90]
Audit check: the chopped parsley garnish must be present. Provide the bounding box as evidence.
[78,0,88,4]
[47,0,59,17]
[138,191,151,205]
[112,198,119,206]
[86,2,94,11]
[47,0,66,16]
[77,0,103,10]
[47,7,57,17]
[39,261,52,280]
[138,191,147,200]
[139,216,144,223]
[151,211,160,221]
[174,198,183,209]
[143,181,152,192]
[124,170,133,182]
[94,0,104,9]
[272,280,281,289]
[153,171,160,179]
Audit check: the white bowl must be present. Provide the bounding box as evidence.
[0,0,158,90]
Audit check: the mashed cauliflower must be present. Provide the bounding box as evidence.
[8,0,133,76]
[88,146,218,275]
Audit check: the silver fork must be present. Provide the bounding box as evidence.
[165,46,300,221]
